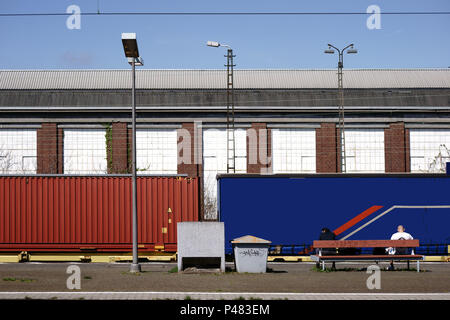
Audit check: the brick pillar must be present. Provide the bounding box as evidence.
[385,122,410,172]
[127,128,132,173]
[57,128,64,173]
[177,122,203,220]
[316,123,339,173]
[177,123,202,177]
[405,128,411,172]
[247,123,272,174]
[37,123,63,174]
[108,122,129,174]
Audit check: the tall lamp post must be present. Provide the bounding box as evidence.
[324,43,357,173]
[206,41,236,173]
[121,33,144,273]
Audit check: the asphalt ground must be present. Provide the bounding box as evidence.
[0,262,449,298]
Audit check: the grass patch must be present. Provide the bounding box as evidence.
[83,276,92,280]
[168,266,178,273]
[233,296,246,300]
[120,270,150,276]
[383,267,426,272]
[3,277,36,282]
[311,266,361,272]
[312,266,426,272]
[121,271,142,276]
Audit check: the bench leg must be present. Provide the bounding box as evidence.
[407,261,410,270]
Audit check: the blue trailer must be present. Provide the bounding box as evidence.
[217,174,450,255]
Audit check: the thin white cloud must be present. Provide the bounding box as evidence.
[60,51,94,66]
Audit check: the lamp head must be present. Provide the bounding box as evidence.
[207,41,220,48]
[121,33,140,58]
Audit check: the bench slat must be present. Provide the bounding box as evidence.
[313,240,419,248]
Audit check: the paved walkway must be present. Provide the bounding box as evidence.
[0,291,449,300]
[1,262,449,299]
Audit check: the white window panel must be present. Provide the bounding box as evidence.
[136,129,177,174]
[203,129,247,219]
[345,129,385,173]
[272,129,316,173]
[410,129,450,173]
[64,129,107,174]
[0,129,37,174]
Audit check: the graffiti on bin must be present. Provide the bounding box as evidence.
[239,249,265,257]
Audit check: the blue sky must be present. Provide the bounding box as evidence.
[0,0,449,69]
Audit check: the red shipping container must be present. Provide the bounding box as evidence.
[0,176,199,252]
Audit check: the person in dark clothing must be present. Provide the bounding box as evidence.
[317,227,336,270]
[319,228,336,241]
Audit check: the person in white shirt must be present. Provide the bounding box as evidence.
[386,225,414,270]
[390,225,414,241]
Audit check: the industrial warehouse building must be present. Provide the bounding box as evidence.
[1,69,449,219]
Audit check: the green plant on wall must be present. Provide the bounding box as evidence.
[104,123,113,173]
[105,123,150,174]
[127,139,132,173]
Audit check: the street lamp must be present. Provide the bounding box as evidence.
[324,43,357,173]
[121,32,144,273]
[207,41,236,173]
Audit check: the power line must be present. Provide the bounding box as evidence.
[1,11,450,17]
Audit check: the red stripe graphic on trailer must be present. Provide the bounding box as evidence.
[333,205,383,236]
[298,205,383,254]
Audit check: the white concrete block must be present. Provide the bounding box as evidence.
[177,222,225,272]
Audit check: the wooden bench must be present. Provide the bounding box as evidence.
[311,240,424,272]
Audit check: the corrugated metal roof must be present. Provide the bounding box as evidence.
[0,69,449,90]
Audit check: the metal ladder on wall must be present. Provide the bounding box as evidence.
[226,48,236,173]
[337,61,346,173]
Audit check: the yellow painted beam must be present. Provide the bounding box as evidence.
[267,256,312,262]
[0,255,20,263]
[299,256,312,262]
[8,253,448,263]
[28,254,89,262]
[424,256,450,262]
[87,256,113,263]
[24,253,178,263]
[146,251,175,257]
[146,255,176,262]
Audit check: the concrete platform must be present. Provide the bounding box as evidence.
[0,262,448,300]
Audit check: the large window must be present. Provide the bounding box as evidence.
[0,129,37,174]
[410,129,450,173]
[345,129,385,173]
[136,129,177,174]
[203,129,247,219]
[272,129,316,173]
[63,129,107,174]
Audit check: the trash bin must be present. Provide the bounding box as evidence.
[232,235,271,273]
